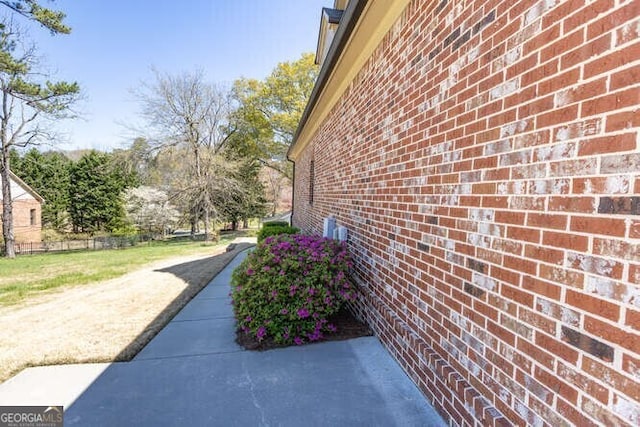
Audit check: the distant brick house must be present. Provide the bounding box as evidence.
[289,0,640,425]
[0,171,44,243]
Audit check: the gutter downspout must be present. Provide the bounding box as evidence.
[290,162,295,226]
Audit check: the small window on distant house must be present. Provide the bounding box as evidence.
[30,209,36,226]
[309,160,315,205]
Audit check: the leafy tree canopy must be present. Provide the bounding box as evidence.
[231,53,318,179]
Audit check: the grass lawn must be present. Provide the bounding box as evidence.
[0,232,247,306]
[0,238,255,383]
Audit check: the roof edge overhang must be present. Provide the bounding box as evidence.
[288,0,410,161]
[7,171,45,203]
[315,7,345,65]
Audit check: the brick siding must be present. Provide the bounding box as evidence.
[292,0,640,425]
[0,199,42,243]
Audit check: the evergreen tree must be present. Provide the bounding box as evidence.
[110,137,153,186]
[11,148,71,230]
[217,159,267,230]
[68,151,130,233]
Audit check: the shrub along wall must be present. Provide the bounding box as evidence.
[292,0,640,425]
[256,225,300,243]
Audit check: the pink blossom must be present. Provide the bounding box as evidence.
[307,330,322,341]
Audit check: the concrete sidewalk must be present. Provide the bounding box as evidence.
[0,250,446,426]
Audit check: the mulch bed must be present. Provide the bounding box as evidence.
[235,306,373,351]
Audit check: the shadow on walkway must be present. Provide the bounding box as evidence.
[112,242,254,362]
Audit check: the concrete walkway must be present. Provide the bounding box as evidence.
[0,250,446,426]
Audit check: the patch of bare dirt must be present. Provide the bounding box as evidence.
[0,240,254,383]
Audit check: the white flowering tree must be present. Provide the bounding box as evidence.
[124,186,179,236]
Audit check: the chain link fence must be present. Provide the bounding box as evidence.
[2,232,218,256]
[3,235,146,256]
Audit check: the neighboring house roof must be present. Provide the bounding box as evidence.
[289,0,411,161]
[0,171,45,203]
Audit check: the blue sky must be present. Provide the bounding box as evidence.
[25,0,328,151]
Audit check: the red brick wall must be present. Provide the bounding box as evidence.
[0,199,42,243]
[292,0,640,425]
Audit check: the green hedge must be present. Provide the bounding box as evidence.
[262,221,290,228]
[257,225,299,243]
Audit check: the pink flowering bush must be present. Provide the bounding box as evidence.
[231,234,356,346]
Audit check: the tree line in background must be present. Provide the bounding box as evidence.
[0,0,318,258]
[10,141,264,237]
[11,148,132,234]
[8,53,318,242]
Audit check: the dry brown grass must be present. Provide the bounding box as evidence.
[0,240,254,383]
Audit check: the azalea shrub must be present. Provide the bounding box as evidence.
[231,233,356,346]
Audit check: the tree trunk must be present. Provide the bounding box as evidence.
[1,148,15,258]
[203,208,210,242]
[243,218,248,229]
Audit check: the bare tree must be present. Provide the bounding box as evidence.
[0,20,79,257]
[135,69,236,240]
